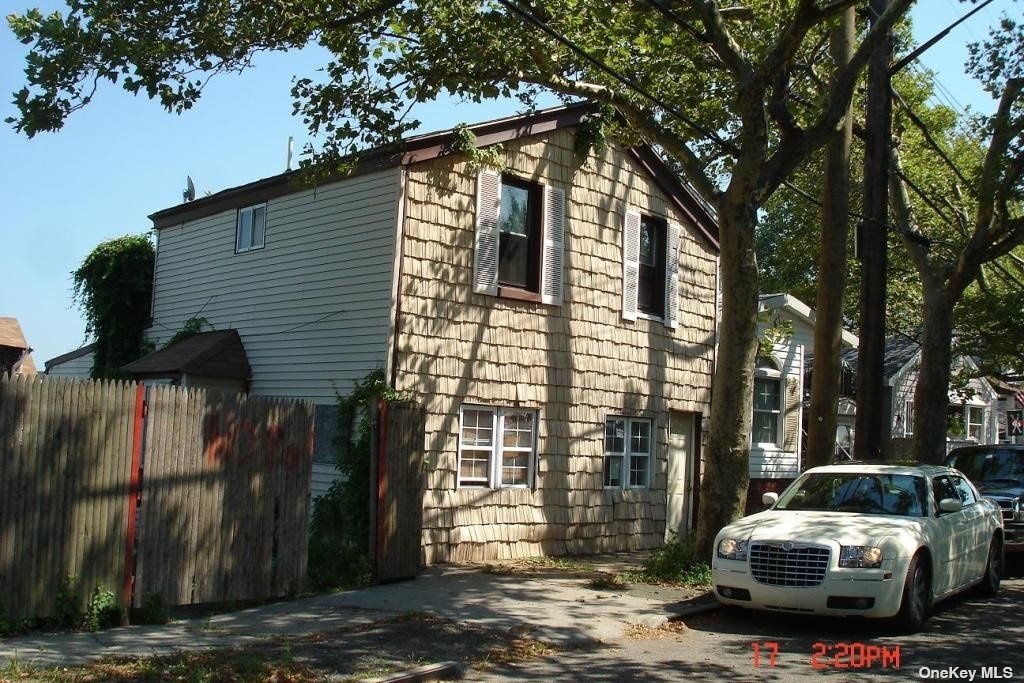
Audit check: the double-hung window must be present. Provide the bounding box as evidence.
[752,377,782,445]
[603,417,652,488]
[473,170,565,305]
[458,405,537,488]
[622,209,680,327]
[236,203,267,252]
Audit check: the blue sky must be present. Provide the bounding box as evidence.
[1,1,1019,366]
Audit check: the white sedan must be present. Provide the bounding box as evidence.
[712,463,1004,632]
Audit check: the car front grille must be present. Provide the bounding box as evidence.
[749,542,830,587]
[992,499,1014,523]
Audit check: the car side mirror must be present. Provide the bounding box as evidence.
[938,498,962,513]
[762,492,779,508]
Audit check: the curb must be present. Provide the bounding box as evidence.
[365,661,462,682]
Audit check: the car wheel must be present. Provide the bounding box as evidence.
[975,536,1002,598]
[894,553,931,633]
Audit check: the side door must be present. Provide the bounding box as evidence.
[666,411,696,540]
[930,475,969,594]
[950,474,989,580]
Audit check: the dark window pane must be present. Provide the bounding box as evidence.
[637,215,666,315]
[498,178,540,291]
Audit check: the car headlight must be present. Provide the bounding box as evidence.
[717,538,748,561]
[839,545,883,568]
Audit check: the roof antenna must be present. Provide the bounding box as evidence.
[286,136,294,171]
[183,175,196,202]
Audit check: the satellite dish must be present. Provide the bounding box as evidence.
[183,175,196,202]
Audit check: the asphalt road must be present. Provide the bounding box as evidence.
[479,573,1024,682]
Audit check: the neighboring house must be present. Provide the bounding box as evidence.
[748,294,858,510]
[142,103,720,563]
[0,317,37,376]
[841,336,1001,456]
[978,375,1022,445]
[44,342,96,378]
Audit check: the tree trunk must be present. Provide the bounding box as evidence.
[912,288,956,464]
[806,7,855,469]
[694,188,761,560]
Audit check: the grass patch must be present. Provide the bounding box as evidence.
[621,537,712,587]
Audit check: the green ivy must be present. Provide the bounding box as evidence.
[72,234,155,378]
[450,123,506,172]
[163,316,210,349]
[307,370,407,591]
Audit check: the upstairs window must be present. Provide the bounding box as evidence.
[622,209,680,327]
[638,215,667,317]
[474,170,565,305]
[236,203,266,252]
[752,378,782,445]
[497,176,542,291]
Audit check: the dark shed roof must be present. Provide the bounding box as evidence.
[840,334,921,383]
[121,330,251,380]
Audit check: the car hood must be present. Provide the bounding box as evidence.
[720,510,925,547]
[976,483,1024,499]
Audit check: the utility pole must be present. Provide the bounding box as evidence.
[855,0,893,461]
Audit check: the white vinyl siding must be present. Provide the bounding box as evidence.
[45,351,94,379]
[149,168,400,403]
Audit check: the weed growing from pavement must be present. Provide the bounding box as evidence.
[587,574,630,591]
[519,556,595,572]
[620,536,712,587]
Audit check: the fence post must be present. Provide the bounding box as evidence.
[121,383,146,625]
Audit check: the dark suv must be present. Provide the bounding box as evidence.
[946,445,1024,551]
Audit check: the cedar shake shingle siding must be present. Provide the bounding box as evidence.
[394,130,717,563]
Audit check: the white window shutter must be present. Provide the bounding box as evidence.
[473,169,501,296]
[541,184,566,306]
[622,209,641,321]
[665,221,681,329]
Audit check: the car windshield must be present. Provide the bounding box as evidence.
[776,472,927,517]
[945,449,1024,486]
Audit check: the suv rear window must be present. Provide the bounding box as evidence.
[945,448,1024,487]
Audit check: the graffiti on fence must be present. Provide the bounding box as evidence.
[203,411,311,470]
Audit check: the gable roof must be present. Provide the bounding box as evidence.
[841,334,922,384]
[121,330,251,380]
[44,342,97,371]
[148,102,719,249]
[0,317,30,349]
[758,293,859,348]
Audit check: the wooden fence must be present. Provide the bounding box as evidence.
[0,375,313,621]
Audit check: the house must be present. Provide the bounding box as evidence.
[840,335,1001,456]
[0,317,37,376]
[990,375,1024,445]
[44,342,96,378]
[142,103,720,563]
[747,294,858,510]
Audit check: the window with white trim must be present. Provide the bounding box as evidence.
[473,170,565,305]
[622,209,680,327]
[903,400,915,436]
[603,417,652,488]
[458,405,537,488]
[967,405,985,441]
[752,377,782,445]
[236,203,267,252]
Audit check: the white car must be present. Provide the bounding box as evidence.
[712,463,1004,632]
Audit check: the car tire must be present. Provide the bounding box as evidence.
[975,536,1003,598]
[894,553,931,634]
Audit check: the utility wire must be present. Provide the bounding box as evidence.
[891,88,970,186]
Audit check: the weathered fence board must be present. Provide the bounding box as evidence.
[0,376,314,621]
[374,401,426,582]
[134,387,314,607]
[0,375,136,621]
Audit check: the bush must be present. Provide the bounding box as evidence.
[82,586,119,631]
[633,536,712,587]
